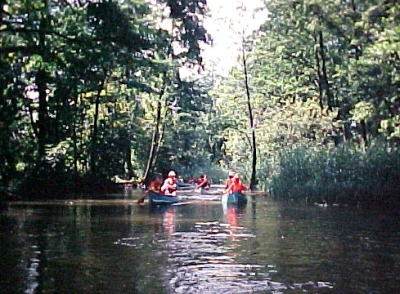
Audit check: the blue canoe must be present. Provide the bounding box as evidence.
[148,190,179,205]
[176,182,195,188]
[226,191,248,205]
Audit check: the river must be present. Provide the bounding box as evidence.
[1,189,400,293]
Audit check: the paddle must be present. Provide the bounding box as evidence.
[191,179,203,192]
[137,191,148,204]
[191,184,200,193]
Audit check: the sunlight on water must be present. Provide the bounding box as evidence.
[25,246,41,294]
[115,210,334,293]
[163,221,332,293]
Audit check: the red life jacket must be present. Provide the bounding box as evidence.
[228,179,246,193]
[149,180,162,192]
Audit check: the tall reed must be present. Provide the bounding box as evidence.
[267,142,400,209]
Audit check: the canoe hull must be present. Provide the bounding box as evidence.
[176,182,195,188]
[226,191,248,205]
[176,182,195,190]
[193,188,222,195]
[148,190,179,205]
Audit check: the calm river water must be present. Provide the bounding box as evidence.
[1,190,400,294]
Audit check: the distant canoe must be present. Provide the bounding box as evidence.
[224,191,248,205]
[176,182,195,188]
[148,190,179,205]
[113,176,138,184]
[192,187,222,195]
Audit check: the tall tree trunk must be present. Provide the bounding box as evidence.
[318,30,334,109]
[359,119,367,151]
[242,46,257,190]
[350,0,367,149]
[125,145,133,178]
[72,93,80,192]
[143,86,166,184]
[37,4,49,161]
[153,108,169,171]
[314,29,334,110]
[314,44,324,110]
[0,124,15,187]
[90,72,107,175]
[37,68,48,161]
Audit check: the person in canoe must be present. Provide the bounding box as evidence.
[149,173,163,193]
[224,174,248,195]
[137,173,163,204]
[188,175,195,184]
[225,171,235,190]
[195,174,210,190]
[161,170,178,196]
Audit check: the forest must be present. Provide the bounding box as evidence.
[1,0,399,209]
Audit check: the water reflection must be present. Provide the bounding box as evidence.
[4,196,398,293]
[166,220,259,293]
[25,245,41,294]
[149,205,177,237]
[163,208,176,237]
[156,203,333,293]
[223,204,245,242]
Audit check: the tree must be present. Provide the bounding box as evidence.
[0,0,210,195]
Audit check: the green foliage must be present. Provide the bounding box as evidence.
[2,0,399,208]
[0,0,210,196]
[268,142,400,208]
[350,101,374,122]
[208,0,400,207]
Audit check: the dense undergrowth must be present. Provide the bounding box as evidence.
[1,170,120,201]
[2,143,400,212]
[267,143,400,210]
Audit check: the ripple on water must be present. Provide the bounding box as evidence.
[113,220,334,293]
[25,246,41,294]
[163,221,333,293]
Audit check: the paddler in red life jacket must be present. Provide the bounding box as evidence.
[224,174,247,194]
[149,173,163,193]
[196,174,210,190]
[161,170,178,196]
[137,172,164,204]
